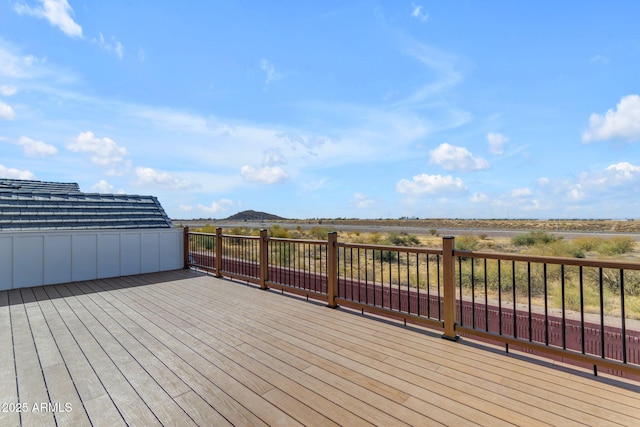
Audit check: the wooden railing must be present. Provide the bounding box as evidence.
[185,227,640,380]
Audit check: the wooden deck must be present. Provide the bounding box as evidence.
[1,270,639,427]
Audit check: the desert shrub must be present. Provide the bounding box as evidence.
[514,264,546,297]
[229,226,251,236]
[573,236,604,252]
[456,258,485,290]
[429,229,438,236]
[584,267,640,296]
[373,250,398,263]
[269,224,291,238]
[528,240,585,258]
[554,281,601,313]
[197,224,217,234]
[308,226,330,240]
[384,232,420,246]
[511,231,559,246]
[625,271,640,296]
[597,236,635,256]
[455,234,479,251]
[203,235,215,250]
[367,232,382,244]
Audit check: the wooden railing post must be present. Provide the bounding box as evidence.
[327,232,338,308]
[442,236,459,341]
[259,229,269,289]
[183,226,190,269]
[215,227,223,277]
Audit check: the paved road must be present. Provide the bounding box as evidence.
[176,219,640,241]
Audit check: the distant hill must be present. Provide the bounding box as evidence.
[225,210,287,221]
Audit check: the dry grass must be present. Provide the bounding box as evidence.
[293,218,640,233]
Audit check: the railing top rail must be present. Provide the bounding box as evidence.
[188,231,217,236]
[454,249,640,270]
[188,231,261,241]
[188,231,328,245]
[221,234,260,240]
[269,237,327,245]
[338,241,443,255]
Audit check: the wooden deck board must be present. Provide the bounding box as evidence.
[0,290,20,427]
[179,285,537,425]
[166,280,540,425]
[211,283,636,425]
[9,289,57,427]
[41,285,162,427]
[2,269,639,426]
[84,277,296,426]
[60,281,198,427]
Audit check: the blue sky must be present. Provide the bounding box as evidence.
[1,1,640,220]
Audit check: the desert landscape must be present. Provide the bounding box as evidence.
[289,217,640,233]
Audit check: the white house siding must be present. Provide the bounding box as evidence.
[0,228,183,290]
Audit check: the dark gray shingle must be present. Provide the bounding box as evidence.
[0,179,173,230]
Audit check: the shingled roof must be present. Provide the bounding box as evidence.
[0,179,173,231]
[0,178,81,193]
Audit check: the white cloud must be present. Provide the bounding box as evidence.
[240,150,290,184]
[0,42,49,80]
[411,4,429,22]
[523,200,541,211]
[487,132,508,155]
[582,94,640,143]
[533,162,640,206]
[580,162,640,190]
[605,161,640,178]
[397,42,465,107]
[93,33,124,59]
[67,131,128,166]
[260,59,282,85]
[198,198,233,213]
[128,95,443,174]
[567,184,584,201]
[130,106,211,134]
[240,165,289,184]
[17,136,58,157]
[0,164,35,179]
[352,193,374,209]
[0,85,17,96]
[14,0,83,38]
[90,179,114,193]
[301,178,328,192]
[470,192,489,203]
[135,167,191,190]
[429,143,489,171]
[537,177,550,186]
[396,174,466,195]
[509,187,532,198]
[0,100,16,120]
